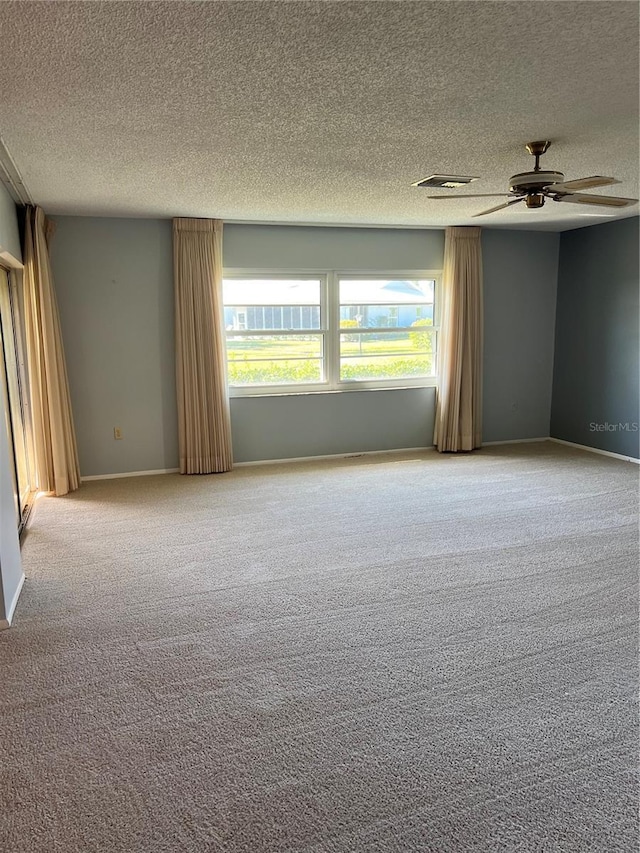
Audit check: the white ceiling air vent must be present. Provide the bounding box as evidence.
[411,175,479,189]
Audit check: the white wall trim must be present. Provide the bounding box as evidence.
[482,437,550,446]
[81,467,180,482]
[2,571,25,628]
[234,446,435,467]
[0,250,24,270]
[549,437,640,464]
[0,134,33,205]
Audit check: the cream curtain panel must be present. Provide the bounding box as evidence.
[23,206,80,496]
[173,218,233,474]
[433,226,483,452]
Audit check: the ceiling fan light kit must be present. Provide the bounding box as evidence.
[525,193,545,209]
[420,141,638,217]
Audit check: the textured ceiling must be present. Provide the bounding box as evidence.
[0,1,638,231]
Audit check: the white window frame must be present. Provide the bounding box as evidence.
[223,269,441,396]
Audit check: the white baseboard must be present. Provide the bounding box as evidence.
[549,437,640,464]
[230,438,570,466]
[81,467,180,482]
[78,438,639,479]
[234,446,435,467]
[1,572,26,629]
[482,437,550,446]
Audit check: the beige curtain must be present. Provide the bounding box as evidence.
[173,218,233,474]
[23,206,80,495]
[433,226,483,452]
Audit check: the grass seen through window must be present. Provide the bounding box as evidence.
[227,327,434,385]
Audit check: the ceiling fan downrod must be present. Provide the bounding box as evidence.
[524,141,553,206]
[525,140,552,173]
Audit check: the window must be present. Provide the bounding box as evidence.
[338,278,436,384]
[0,268,34,532]
[223,272,439,394]
[224,277,325,387]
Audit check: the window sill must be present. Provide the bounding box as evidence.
[229,382,437,400]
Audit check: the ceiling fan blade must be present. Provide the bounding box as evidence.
[427,193,508,199]
[547,176,620,192]
[472,198,525,217]
[554,192,638,207]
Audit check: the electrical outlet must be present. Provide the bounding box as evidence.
[113,427,123,440]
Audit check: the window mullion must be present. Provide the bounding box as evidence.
[325,271,339,389]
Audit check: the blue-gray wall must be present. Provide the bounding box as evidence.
[223,224,444,271]
[551,216,639,459]
[50,217,178,476]
[482,229,559,442]
[231,388,435,462]
[50,219,561,473]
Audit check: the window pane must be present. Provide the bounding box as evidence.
[223,279,322,332]
[225,304,320,331]
[340,330,436,381]
[339,303,433,328]
[339,279,434,305]
[223,279,320,305]
[339,279,434,340]
[226,334,323,386]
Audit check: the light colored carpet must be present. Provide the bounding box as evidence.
[1,442,638,852]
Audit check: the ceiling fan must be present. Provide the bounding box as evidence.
[424,141,638,217]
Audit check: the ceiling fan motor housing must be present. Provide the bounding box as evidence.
[509,170,565,195]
